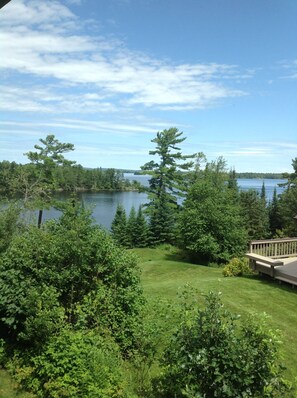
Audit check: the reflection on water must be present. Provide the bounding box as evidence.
[38,177,286,231]
[41,190,148,230]
[79,191,148,230]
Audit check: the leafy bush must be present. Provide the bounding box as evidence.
[157,291,289,398]
[0,201,144,352]
[0,202,22,253]
[222,257,253,277]
[10,329,125,398]
[179,178,248,263]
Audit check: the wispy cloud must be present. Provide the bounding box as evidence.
[0,0,249,112]
[0,117,159,136]
[0,85,116,114]
[278,59,297,79]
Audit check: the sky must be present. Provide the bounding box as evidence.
[0,0,296,172]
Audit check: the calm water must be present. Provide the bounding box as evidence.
[40,176,286,230]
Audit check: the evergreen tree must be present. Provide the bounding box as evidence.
[127,206,138,247]
[111,204,129,247]
[135,206,149,247]
[227,168,238,191]
[260,181,266,205]
[240,189,269,240]
[25,134,75,226]
[126,206,149,248]
[278,157,297,236]
[141,128,195,245]
[268,188,282,237]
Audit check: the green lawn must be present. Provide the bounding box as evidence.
[134,246,297,390]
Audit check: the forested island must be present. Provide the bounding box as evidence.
[0,130,297,397]
[133,170,285,179]
[0,160,141,197]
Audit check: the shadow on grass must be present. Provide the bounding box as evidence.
[256,273,297,293]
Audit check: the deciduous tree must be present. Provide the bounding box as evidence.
[179,159,247,263]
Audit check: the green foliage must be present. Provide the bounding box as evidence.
[10,329,125,398]
[126,206,149,248]
[127,297,178,396]
[236,172,284,179]
[179,159,248,262]
[222,257,253,277]
[157,291,289,398]
[134,206,149,247]
[0,160,139,198]
[240,189,270,240]
[0,203,22,253]
[276,157,297,236]
[268,188,283,237]
[127,206,137,247]
[111,204,129,247]
[0,201,143,352]
[141,128,195,244]
[279,188,297,236]
[23,135,75,209]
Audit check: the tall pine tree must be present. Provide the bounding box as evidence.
[141,128,195,244]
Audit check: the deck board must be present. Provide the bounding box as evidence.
[274,259,297,285]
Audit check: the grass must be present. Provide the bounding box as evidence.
[0,369,34,398]
[133,245,297,390]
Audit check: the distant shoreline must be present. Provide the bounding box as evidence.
[128,171,285,179]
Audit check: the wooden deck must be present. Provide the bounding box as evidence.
[246,238,297,287]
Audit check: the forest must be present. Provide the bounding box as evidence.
[0,130,297,397]
[0,159,140,198]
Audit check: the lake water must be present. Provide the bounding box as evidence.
[39,176,286,230]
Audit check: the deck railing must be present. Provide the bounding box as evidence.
[249,238,297,258]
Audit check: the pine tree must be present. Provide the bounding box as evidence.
[135,206,149,247]
[111,204,129,247]
[278,157,297,236]
[268,188,282,237]
[240,189,269,240]
[127,206,138,247]
[260,181,266,205]
[227,168,238,191]
[141,128,195,245]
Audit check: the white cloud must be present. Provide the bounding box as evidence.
[279,60,297,79]
[0,0,248,111]
[0,0,76,27]
[0,85,116,114]
[0,117,158,136]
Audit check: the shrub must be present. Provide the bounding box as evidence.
[222,257,252,277]
[10,329,125,398]
[0,202,22,253]
[0,202,144,352]
[157,292,289,398]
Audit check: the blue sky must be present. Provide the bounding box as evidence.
[0,0,296,172]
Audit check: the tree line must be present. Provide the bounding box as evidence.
[0,141,139,199]
[236,172,284,179]
[110,128,297,263]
